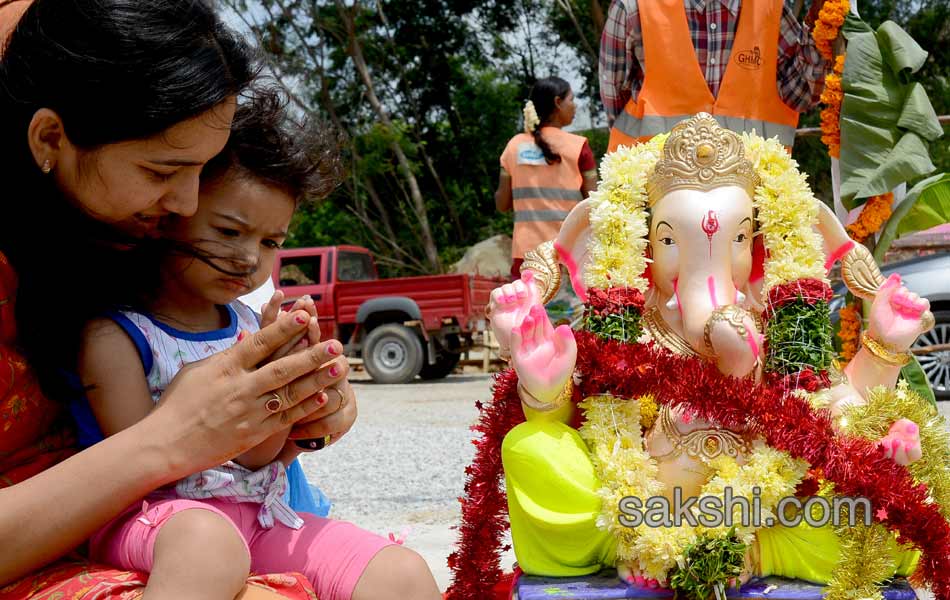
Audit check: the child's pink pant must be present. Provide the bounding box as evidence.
[90,496,394,600]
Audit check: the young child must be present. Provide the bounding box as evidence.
[74,91,440,600]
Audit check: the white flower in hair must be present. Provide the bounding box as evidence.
[523,100,541,134]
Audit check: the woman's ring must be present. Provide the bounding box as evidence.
[265,392,283,414]
[325,386,346,408]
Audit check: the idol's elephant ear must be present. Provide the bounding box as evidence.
[815,201,885,301]
[519,200,593,304]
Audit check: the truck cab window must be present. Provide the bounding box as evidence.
[337,252,376,282]
[279,256,322,286]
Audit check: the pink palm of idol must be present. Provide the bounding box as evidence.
[862,273,932,466]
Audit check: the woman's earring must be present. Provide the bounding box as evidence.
[41,160,52,174]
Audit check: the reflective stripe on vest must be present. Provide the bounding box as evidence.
[514,209,574,222]
[511,187,585,201]
[612,112,796,147]
[608,0,799,152]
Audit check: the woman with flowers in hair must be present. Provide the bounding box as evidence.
[496,77,597,280]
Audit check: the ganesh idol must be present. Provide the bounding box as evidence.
[467,114,950,600]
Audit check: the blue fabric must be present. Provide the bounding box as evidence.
[106,311,154,375]
[285,458,332,517]
[64,370,108,450]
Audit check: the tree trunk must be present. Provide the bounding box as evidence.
[590,0,605,34]
[373,0,463,240]
[335,0,441,272]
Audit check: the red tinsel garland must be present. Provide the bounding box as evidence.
[586,287,646,317]
[573,332,950,598]
[445,369,526,600]
[447,332,950,599]
[765,278,834,318]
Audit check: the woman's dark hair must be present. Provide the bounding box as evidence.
[0,0,255,402]
[203,87,343,204]
[529,76,571,164]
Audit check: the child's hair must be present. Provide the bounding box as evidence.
[202,87,343,203]
[529,76,572,164]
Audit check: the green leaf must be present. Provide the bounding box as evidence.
[896,175,950,238]
[901,357,937,408]
[872,173,950,262]
[838,16,942,208]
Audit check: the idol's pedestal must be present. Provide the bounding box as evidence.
[514,570,917,600]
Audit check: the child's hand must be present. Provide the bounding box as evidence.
[256,292,320,361]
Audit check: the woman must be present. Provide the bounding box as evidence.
[0,1,436,598]
[495,77,597,280]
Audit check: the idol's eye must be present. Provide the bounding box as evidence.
[659,237,675,246]
[734,233,748,243]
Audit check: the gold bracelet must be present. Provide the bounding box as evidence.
[518,377,573,412]
[860,331,912,367]
[703,305,752,351]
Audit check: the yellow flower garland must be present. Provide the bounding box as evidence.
[584,134,667,291]
[578,395,807,583]
[586,132,827,299]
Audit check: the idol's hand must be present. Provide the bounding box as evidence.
[488,270,541,358]
[867,274,933,353]
[878,418,923,466]
[511,304,577,405]
[704,305,764,379]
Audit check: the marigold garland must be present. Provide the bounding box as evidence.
[813,0,850,62]
[838,302,862,362]
[846,193,894,244]
[819,54,846,158]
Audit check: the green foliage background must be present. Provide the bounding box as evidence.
[225,0,948,276]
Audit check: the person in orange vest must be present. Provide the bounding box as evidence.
[496,76,597,280]
[599,0,828,151]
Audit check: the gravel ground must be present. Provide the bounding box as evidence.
[297,370,511,591]
[298,368,950,596]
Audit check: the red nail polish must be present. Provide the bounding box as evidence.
[295,315,307,324]
[237,331,246,342]
[328,344,339,356]
[329,365,340,377]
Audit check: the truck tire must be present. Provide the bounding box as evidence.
[363,324,424,384]
[914,309,950,401]
[419,352,461,380]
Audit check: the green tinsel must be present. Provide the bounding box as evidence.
[765,298,834,375]
[584,309,642,343]
[669,529,746,600]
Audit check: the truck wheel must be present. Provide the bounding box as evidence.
[915,310,950,400]
[363,324,424,384]
[419,352,461,380]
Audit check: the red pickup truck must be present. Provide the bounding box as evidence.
[273,245,505,383]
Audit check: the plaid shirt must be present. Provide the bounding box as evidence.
[599,0,827,124]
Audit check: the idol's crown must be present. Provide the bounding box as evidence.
[646,113,760,207]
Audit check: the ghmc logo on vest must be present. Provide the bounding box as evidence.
[735,46,761,70]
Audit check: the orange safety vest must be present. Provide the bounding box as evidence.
[608,0,799,152]
[501,127,587,259]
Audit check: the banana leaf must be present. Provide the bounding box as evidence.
[873,173,950,263]
[838,16,943,209]
[901,357,937,408]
